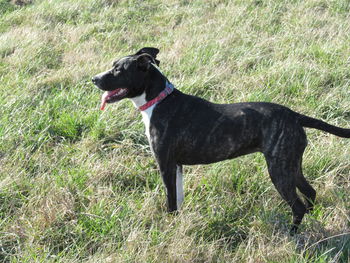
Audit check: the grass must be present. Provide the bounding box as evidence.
[1,0,350,262]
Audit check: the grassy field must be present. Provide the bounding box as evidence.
[1,0,350,262]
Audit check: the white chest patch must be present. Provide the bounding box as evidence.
[129,92,155,143]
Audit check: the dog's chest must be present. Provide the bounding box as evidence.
[130,93,155,145]
[140,105,155,142]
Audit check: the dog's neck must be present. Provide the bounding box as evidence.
[129,64,171,143]
[129,64,169,109]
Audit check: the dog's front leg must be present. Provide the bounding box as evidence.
[175,165,184,210]
[158,161,182,212]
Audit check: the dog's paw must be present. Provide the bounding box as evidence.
[289,225,299,236]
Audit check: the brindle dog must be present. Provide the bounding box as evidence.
[92,47,350,234]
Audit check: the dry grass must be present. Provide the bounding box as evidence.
[1,0,350,262]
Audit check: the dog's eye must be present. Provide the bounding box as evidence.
[113,68,122,75]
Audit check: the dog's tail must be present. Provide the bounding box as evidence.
[298,113,350,138]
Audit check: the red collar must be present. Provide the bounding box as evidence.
[139,81,174,111]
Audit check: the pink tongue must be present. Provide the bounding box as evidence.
[100,91,110,111]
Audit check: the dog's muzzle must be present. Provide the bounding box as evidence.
[92,76,101,86]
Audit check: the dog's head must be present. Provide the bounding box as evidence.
[92,47,160,110]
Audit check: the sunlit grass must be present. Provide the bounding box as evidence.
[1,0,349,262]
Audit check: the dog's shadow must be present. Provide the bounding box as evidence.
[295,226,350,261]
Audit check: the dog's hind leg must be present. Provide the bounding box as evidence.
[262,121,311,233]
[265,156,307,234]
[295,158,316,213]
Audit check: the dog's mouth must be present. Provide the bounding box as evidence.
[100,88,128,110]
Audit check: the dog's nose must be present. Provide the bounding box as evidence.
[92,76,99,84]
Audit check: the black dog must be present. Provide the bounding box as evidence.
[92,47,350,234]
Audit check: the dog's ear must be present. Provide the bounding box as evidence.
[135,47,159,58]
[136,54,155,72]
[135,47,160,66]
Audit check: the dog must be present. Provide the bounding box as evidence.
[92,47,350,234]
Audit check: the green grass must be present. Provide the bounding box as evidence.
[1,0,350,262]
